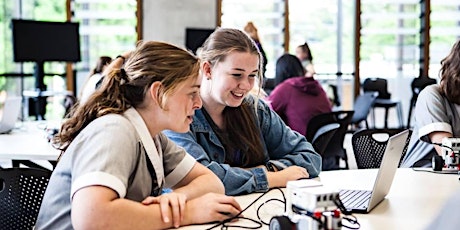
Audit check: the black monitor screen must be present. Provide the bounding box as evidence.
[12,19,81,62]
[185,28,214,54]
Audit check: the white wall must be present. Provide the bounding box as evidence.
[142,0,217,49]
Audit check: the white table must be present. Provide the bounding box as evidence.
[179,168,460,230]
[0,121,61,169]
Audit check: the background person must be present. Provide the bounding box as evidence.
[79,56,112,104]
[35,41,241,229]
[164,28,321,196]
[244,21,268,80]
[401,40,460,168]
[295,42,340,108]
[295,42,315,77]
[268,53,332,136]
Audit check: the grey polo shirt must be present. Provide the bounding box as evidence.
[35,108,196,229]
[401,85,460,167]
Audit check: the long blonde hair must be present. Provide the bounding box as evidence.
[56,41,200,152]
[199,28,266,167]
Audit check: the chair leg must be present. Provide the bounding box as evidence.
[407,99,415,129]
[384,108,389,129]
[371,107,376,128]
[397,102,404,129]
[407,106,413,128]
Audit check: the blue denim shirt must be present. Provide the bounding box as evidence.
[163,97,321,195]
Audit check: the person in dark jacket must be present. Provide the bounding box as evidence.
[268,53,332,136]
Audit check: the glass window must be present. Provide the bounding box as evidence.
[289,0,355,109]
[429,2,460,78]
[0,0,138,120]
[0,0,69,120]
[360,0,420,79]
[71,0,138,96]
[220,0,285,79]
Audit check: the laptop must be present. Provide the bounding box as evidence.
[0,96,22,134]
[339,129,410,214]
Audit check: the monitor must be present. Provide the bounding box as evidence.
[185,28,214,54]
[12,19,81,62]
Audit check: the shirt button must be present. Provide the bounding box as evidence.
[213,153,218,158]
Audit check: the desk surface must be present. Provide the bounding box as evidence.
[0,121,61,161]
[179,168,460,230]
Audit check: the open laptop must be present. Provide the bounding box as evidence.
[339,129,410,213]
[0,96,22,134]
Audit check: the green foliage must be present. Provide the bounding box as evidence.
[34,0,66,20]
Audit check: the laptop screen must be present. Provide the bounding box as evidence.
[0,96,22,134]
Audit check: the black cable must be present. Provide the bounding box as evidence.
[219,217,262,229]
[256,198,284,225]
[432,142,454,152]
[205,188,284,230]
[341,215,361,229]
[207,187,363,229]
[411,167,458,174]
[333,195,361,229]
[255,187,286,225]
[333,195,351,215]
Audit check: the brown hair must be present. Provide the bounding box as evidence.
[199,27,265,167]
[297,42,314,62]
[92,56,112,75]
[243,21,260,42]
[439,40,460,104]
[56,41,200,152]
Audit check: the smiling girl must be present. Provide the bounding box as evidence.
[164,28,322,195]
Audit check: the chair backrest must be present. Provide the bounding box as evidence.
[310,123,340,156]
[351,91,378,125]
[407,77,437,128]
[363,78,391,99]
[411,77,437,102]
[0,168,51,230]
[351,129,412,169]
[306,111,354,170]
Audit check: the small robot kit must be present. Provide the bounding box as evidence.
[269,180,342,230]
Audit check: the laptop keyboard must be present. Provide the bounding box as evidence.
[339,189,372,210]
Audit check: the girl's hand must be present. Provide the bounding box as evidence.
[185,193,242,224]
[267,166,310,188]
[142,192,187,228]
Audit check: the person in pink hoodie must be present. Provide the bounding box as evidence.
[268,53,332,136]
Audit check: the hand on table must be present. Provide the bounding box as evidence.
[142,192,187,228]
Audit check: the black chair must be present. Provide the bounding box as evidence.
[0,167,51,230]
[350,91,378,130]
[362,78,404,129]
[407,77,437,128]
[306,111,354,170]
[306,120,340,157]
[351,129,412,169]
